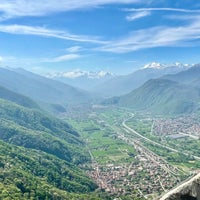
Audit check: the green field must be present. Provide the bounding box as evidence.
[68,116,136,165]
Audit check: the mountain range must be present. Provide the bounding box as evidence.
[47,70,114,91]
[0,67,94,113]
[0,62,197,116]
[91,62,191,97]
[0,62,198,116]
[103,64,200,115]
[46,62,191,97]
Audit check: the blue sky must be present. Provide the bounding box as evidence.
[0,0,200,75]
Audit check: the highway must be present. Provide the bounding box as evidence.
[93,110,199,199]
[122,113,200,161]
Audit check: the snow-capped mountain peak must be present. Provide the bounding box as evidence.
[142,62,191,70]
[143,62,165,69]
[91,70,113,79]
[46,70,115,90]
[173,62,191,68]
[46,70,114,79]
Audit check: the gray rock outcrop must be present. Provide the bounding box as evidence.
[160,173,200,200]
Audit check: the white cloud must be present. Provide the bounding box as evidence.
[125,8,200,13]
[66,46,83,53]
[46,54,81,62]
[0,0,142,20]
[0,56,41,68]
[165,14,200,21]
[98,17,200,53]
[0,54,81,67]
[124,7,200,22]
[126,11,150,21]
[0,24,106,44]
[125,60,137,63]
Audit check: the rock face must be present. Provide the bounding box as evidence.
[160,173,200,200]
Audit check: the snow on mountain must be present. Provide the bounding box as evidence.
[143,62,165,69]
[46,62,193,92]
[142,62,191,69]
[93,61,194,97]
[46,70,115,91]
[47,70,114,79]
[173,62,191,68]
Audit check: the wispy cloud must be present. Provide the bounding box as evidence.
[0,56,41,68]
[98,17,200,53]
[124,7,200,22]
[0,54,81,68]
[0,0,142,20]
[125,60,137,63]
[165,14,200,21]
[66,46,83,53]
[125,7,200,13]
[126,11,150,21]
[47,54,81,62]
[0,24,106,44]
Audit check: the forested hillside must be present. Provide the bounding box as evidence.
[0,98,89,164]
[103,78,200,115]
[0,140,100,199]
[0,86,100,199]
[0,85,38,109]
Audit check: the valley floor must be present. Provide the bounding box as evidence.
[63,106,200,199]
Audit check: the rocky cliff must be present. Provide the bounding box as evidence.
[160,173,200,200]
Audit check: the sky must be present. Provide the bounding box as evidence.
[0,0,200,75]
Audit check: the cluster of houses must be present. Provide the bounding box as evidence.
[153,116,200,139]
[87,140,181,198]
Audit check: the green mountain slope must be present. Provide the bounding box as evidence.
[0,140,99,200]
[0,88,100,198]
[104,79,200,115]
[162,64,200,86]
[92,66,186,97]
[0,98,89,164]
[0,85,38,109]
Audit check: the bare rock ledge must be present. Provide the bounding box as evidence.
[160,173,200,200]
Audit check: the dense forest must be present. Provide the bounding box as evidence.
[0,140,102,199]
[0,86,102,199]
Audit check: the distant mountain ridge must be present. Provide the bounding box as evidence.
[93,62,191,97]
[103,64,200,115]
[47,70,114,90]
[0,67,92,107]
[142,62,190,69]
[0,85,39,109]
[162,63,200,86]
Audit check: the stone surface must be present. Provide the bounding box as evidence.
[160,173,200,200]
